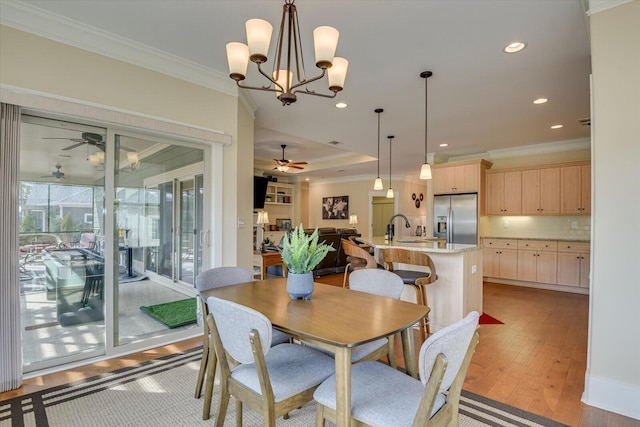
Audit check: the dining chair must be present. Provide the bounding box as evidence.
[347,269,404,368]
[206,296,335,427]
[381,248,438,341]
[314,311,480,427]
[194,267,289,420]
[341,237,381,288]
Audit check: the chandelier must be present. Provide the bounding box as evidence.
[225,0,348,106]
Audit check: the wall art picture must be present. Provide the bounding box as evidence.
[322,196,349,220]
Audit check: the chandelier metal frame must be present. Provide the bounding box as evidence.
[226,0,348,106]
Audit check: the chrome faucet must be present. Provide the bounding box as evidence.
[386,214,411,241]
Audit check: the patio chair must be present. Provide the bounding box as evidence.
[206,296,335,427]
[314,311,479,427]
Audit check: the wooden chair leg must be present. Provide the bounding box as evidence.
[202,352,218,420]
[236,400,242,427]
[214,378,230,427]
[315,403,326,427]
[194,337,209,398]
[342,263,351,288]
[422,285,432,336]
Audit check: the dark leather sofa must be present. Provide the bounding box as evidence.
[267,227,360,278]
[304,227,361,277]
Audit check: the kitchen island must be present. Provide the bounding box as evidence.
[359,236,483,332]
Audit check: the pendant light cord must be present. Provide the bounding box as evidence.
[375,108,383,177]
[420,71,433,164]
[388,135,394,186]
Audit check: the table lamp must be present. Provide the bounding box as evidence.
[349,213,358,228]
[257,211,270,230]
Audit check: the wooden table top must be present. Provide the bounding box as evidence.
[201,278,429,348]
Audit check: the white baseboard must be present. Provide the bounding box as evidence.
[583,374,640,420]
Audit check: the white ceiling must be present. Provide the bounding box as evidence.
[7,0,592,181]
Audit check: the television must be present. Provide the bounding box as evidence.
[254,176,269,209]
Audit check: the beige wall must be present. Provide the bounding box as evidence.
[585,1,640,418]
[0,25,252,268]
[308,177,428,237]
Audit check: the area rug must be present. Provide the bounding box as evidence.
[139,298,197,328]
[1,347,567,427]
[479,312,504,325]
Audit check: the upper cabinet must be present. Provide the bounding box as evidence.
[560,164,591,215]
[433,162,479,194]
[521,168,560,215]
[485,161,590,216]
[486,171,522,215]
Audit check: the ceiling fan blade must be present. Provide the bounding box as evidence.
[62,142,86,151]
[288,165,305,170]
[119,145,135,152]
[43,138,85,142]
[288,161,308,165]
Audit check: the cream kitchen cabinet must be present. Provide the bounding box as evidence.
[521,168,560,215]
[560,164,591,215]
[486,171,522,215]
[557,241,590,287]
[482,238,518,280]
[517,240,557,284]
[433,163,479,194]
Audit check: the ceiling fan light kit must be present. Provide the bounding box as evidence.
[274,144,307,173]
[419,70,433,180]
[373,108,384,190]
[226,0,348,106]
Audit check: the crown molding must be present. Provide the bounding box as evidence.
[0,1,238,96]
[586,0,633,15]
[446,138,590,162]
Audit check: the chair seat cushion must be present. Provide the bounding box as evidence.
[231,343,334,402]
[271,329,291,345]
[392,270,431,285]
[314,361,446,427]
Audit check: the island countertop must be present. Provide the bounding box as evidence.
[358,236,481,254]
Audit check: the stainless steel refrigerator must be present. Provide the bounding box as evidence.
[433,193,478,244]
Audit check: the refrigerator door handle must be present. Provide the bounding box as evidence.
[447,207,453,243]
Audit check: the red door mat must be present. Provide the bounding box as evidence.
[479,312,504,324]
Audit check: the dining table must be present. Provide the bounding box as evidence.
[200,277,430,427]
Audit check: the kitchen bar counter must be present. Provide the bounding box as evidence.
[358,236,483,332]
[482,236,590,242]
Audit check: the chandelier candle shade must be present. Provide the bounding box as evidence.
[374,108,384,190]
[420,71,433,180]
[387,135,395,198]
[226,0,348,106]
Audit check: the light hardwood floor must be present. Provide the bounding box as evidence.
[1,276,638,427]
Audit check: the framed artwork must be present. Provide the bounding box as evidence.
[322,195,349,220]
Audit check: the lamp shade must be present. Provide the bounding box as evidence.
[257,210,269,225]
[374,177,383,190]
[420,163,432,180]
[327,57,348,91]
[349,213,358,226]
[313,26,339,68]
[226,42,249,79]
[246,18,272,62]
[386,188,394,198]
[273,69,293,97]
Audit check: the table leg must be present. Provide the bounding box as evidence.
[334,347,351,427]
[401,327,419,379]
[261,264,267,280]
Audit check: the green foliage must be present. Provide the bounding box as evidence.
[61,213,75,232]
[278,225,335,274]
[20,209,37,232]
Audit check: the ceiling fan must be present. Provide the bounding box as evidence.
[43,132,134,152]
[273,144,307,172]
[40,164,66,180]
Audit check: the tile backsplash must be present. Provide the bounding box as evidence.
[480,216,591,240]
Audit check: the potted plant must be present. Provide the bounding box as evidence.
[279,225,335,300]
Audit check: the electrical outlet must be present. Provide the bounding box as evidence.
[471,265,477,274]
[571,221,578,229]
[237,217,244,229]
[503,220,509,228]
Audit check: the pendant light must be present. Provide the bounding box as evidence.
[373,108,384,190]
[386,135,395,198]
[419,71,433,180]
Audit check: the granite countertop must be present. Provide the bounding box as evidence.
[359,236,481,254]
[482,236,591,243]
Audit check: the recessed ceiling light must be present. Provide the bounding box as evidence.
[533,98,548,104]
[504,41,526,53]
[439,143,448,147]
[551,124,563,129]
[335,102,348,109]
[305,178,310,181]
